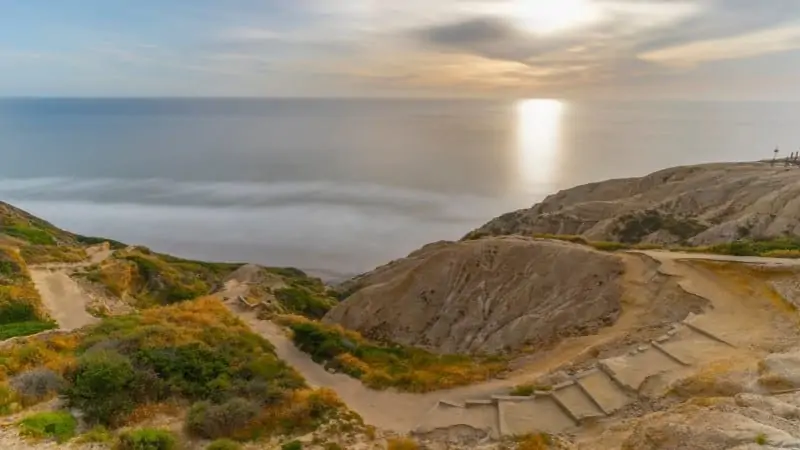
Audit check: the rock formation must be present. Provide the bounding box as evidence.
[470,162,800,245]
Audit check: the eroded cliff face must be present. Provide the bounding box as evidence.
[470,162,800,245]
[325,237,625,354]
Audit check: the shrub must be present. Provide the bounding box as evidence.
[186,398,260,440]
[132,344,230,400]
[755,433,768,445]
[206,439,242,450]
[62,350,140,426]
[115,428,178,450]
[18,411,77,443]
[274,287,334,319]
[77,425,114,443]
[282,441,303,450]
[10,368,65,405]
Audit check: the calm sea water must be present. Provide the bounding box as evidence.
[0,98,794,275]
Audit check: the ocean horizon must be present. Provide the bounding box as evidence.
[1,98,793,276]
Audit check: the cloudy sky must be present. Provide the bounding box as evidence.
[2,0,800,99]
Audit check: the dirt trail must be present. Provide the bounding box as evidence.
[28,244,113,331]
[223,250,800,435]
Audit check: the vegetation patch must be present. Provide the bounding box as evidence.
[79,248,243,306]
[2,226,57,246]
[0,246,55,340]
[273,286,336,319]
[77,425,114,444]
[18,411,77,443]
[206,439,242,450]
[279,315,507,392]
[615,210,708,244]
[20,245,87,265]
[116,428,178,450]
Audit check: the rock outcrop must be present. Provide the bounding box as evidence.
[325,237,626,354]
[470,162,800,245]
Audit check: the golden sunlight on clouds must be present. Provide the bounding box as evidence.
[640,25,800,67]
[334,52,579,93]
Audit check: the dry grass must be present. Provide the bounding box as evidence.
[387,437,420,450]
[123,402,183,426]
[20,245,87,265]
[516,433,554,450]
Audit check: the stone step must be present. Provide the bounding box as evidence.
[415,400,500,438]
[575,369,632,415]
[553,383,606,420]
[682,318,736,348]
[497,395,577,436]
[600,344,684,392]
[659,324,735,365]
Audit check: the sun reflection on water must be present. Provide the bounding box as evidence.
[516,99,565,194]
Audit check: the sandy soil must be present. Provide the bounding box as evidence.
[27,244,113,331]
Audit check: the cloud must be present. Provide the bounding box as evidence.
[222,27,283,42]
[640,24,800,66]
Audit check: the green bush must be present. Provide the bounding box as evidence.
[186,398,260,439]
[115,428,178,450]
[0,301,38,325]
[0,260,20,277]
[274,287,334,319]
[133,344,230,400]
[62,350,141,426]
[282,441,303,450]
[18,411,77,443]
[206,439,242,450]
[289,322,348,362]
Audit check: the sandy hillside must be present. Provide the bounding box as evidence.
[325,237,705,354]
[471,162,800,245]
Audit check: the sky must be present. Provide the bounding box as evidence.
[2,0,800,99]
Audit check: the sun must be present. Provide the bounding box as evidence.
[511,0,601,33]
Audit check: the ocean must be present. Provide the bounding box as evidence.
[0,98,794,276]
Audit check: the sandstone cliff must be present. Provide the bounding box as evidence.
[470,162,800,245]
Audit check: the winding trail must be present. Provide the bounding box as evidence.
[224,250,800,436]
[27,245,112,331]
[19,243,800,437]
